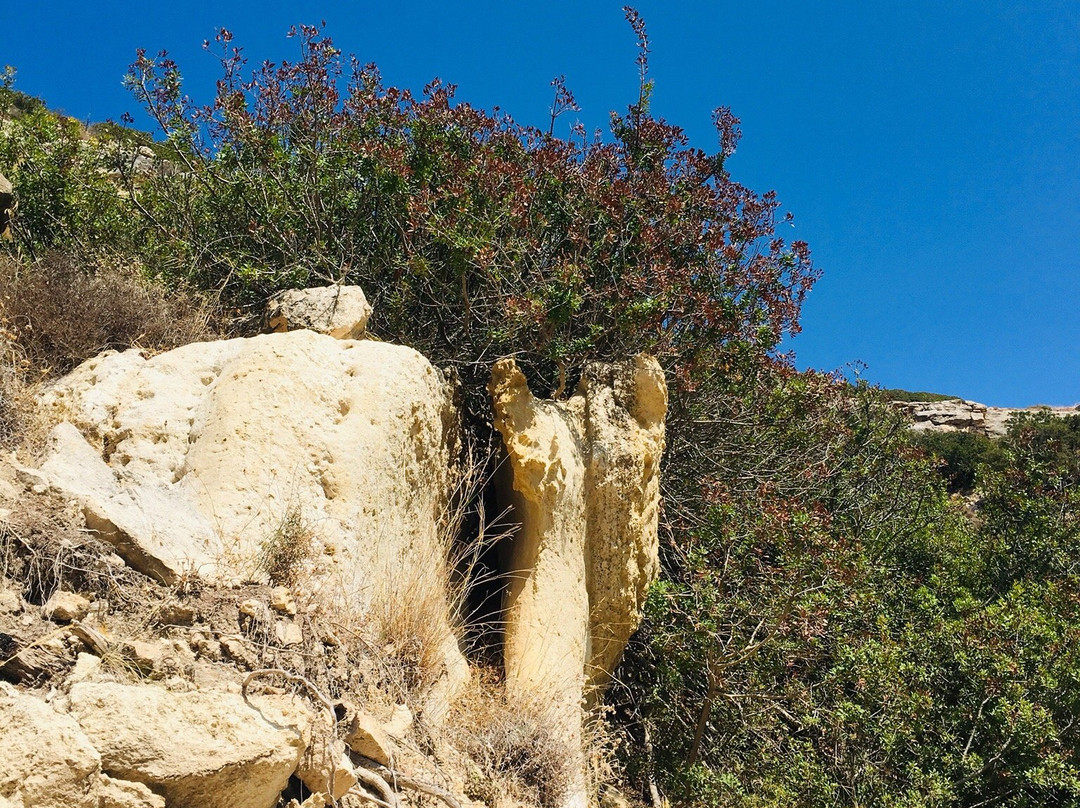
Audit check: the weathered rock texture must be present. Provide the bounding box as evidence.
[265,285,372,339]
[0,681,102,808]
[67,682,310,808]
[896,398,1080,438]
[0,172,12,239]
[0,682,161,808]
[35,328,467,699]
[490,355,667,806]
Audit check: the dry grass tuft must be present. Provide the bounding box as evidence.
[0,490,150,606]
[0,251,218,379]
[0,251,220,453]
[257,504,315,587]
[450,671,578,808]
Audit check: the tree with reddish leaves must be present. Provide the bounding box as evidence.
[123,13,817,404]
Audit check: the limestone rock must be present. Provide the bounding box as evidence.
[43,590,91,623]
[491,356,666,700]
[35,329,467,701]
[265,286,372,339]
[270,586,297,615]
[0,172,12,238]
[579,356,667,690]
[118,640,162,673]
[97,775,165,808]
[385,702,414,738]
[344,711,396,765]
[490,354,667,808]
[275,619,303,646]
[0,681,102,808]
[896,398,1080,439]
[67,681,311,808]
[157,602,196,626]
[297,719,357,801]
[0,589,22,614]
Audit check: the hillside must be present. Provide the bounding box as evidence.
[4,27,1080,808]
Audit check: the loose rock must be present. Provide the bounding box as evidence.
[67,681,311,808]
[43,591,91,623]
[265,285,373,339]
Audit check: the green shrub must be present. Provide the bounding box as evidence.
[0,73,137,259]
[618,373,1080,807]
[914,430,1008,493]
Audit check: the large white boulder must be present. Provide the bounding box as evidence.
[67,682,310,808]
[36,328,467,703]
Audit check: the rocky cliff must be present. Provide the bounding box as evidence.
[0,287,666,808]
[895,398,1079,437]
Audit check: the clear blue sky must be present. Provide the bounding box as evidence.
[4,1,1079,406]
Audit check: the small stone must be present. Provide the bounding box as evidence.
[265,285,372,339]
[385,702,414,739]
[344,711,396,765]
[269,586,297,615]
[275,620,303,647]
[221,637,259,669]
[238,599,266,619]
[158,603,196,626]
[68,652,103,685]
[43,591,90,623]
[120,640,163,673]
[194,638,222,662]
[0,589,23,614]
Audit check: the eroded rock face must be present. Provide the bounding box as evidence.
[67,682,310,808]
[35,328,468,703]
[896,398,1080,438]
[0,681,101,808]
[490,355,667,807]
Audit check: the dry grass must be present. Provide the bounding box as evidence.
[0,490,149,606]
[0,250,218,378]
[257,504,315,587]
[0,251,220,453]
[449,670,578,808]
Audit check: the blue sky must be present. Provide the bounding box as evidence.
[4,1,1079,406]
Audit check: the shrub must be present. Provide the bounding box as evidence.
[618,374,1080,807]
[914,429,1008,493]
[0,70,137,259]
[257,504,314,587]
[122,18,817,406]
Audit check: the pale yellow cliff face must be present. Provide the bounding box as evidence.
[490,355,667,808]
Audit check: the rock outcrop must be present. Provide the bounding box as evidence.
[2,285,673,808]
[896,398,1080,438]
[490,355,667,807]
[34,323,467,705]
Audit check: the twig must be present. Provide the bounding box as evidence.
[349,766,400,808]
[358,757,463,808]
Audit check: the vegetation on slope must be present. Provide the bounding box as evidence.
[3,11,1080,808]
